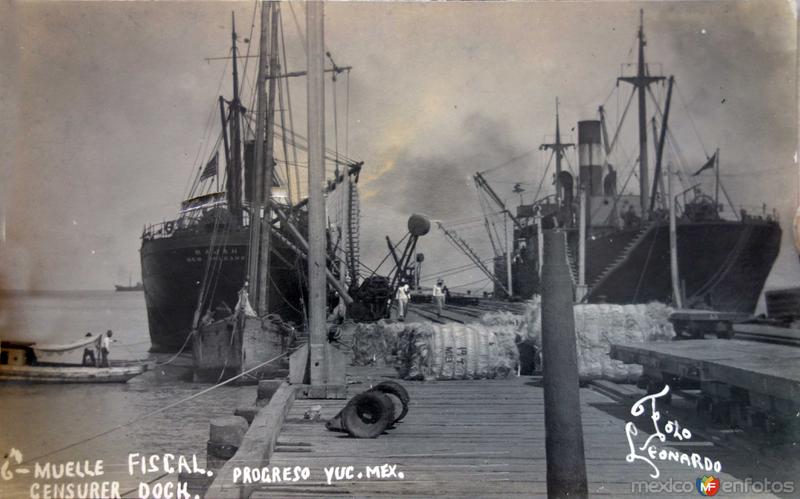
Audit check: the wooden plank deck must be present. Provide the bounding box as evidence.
[611,340,800,404]
[248,366,790,497]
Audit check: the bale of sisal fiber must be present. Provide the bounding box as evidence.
[395,322,519,381]
[523,296,675,382]
[349,319,403,366]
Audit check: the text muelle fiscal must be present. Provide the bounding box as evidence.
[128,453,207,476]
[33,460,104,479]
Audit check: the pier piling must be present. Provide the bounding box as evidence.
[208,415,249,460]
[541,230,588,498]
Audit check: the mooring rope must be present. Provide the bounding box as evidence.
[153,330,195,367]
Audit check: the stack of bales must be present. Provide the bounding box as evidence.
[345,297,673,383]
[523,295,674,382]
[346,319,403,366]
[347,318,519,381]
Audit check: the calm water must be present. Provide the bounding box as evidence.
[0,291,253,497]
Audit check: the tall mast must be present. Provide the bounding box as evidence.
[247,6,269,299]
[257,2,281,315]
[618,10,664,220]
[229,12,244,224]
[540,97,574,207]
[650,76,674,213]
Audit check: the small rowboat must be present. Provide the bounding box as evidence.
[0,362,147,383]
[1,340,149,384]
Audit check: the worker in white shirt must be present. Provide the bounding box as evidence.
[432,279,446,317]
[396,281,411,321]
[100,330,113,367]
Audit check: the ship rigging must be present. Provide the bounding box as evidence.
[140,1,362,352]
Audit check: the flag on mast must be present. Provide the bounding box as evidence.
[691,152,717,176]
[200,151,219,180]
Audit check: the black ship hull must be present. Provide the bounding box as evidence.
[141,228,305,352]
[495,220,781,313]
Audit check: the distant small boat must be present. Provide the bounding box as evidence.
[115,279,144,292]
[1,340,148,384]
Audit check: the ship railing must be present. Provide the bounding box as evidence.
[141,219,190,241]
[142,200,299,240]
[736,204,780,224]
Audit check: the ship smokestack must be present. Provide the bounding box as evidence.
[577,120,603,197]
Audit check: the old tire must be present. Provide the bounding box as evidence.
[342,392,392,438]
[370,381,410,424]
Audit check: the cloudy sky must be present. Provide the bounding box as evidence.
[1,0,797,294]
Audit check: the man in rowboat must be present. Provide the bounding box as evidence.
[81,332,97,367]
[99,330,113,367]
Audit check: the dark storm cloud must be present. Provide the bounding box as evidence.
[371,113,528,222]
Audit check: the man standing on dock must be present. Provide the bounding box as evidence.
[433,279,446,317]
[396,281,411,321]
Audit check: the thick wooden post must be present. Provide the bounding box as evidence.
[307,1,327,387]
[541,230,588,498]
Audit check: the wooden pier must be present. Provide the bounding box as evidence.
[611,339,800,425]
[231,365,795,498]
[201,306,800,498]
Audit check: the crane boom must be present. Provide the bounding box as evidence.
[436,221,510,296]
[473,172,522,230]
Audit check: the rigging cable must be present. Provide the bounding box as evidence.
[184,54,231,201]
[420,258,495,281]
[532,150,555,201]
[369,232,410,277]
[276,9,294,204]
[237,0,261,117]
[345,69,351,159]
[279,14,304,202]
[449,276,491,289]
[478,148,539,175]
[674,81,708,157]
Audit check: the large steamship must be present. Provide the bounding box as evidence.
[491,13,781,313]
[141,12,360,352]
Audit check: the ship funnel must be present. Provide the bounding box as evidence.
[577,120,603,197]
